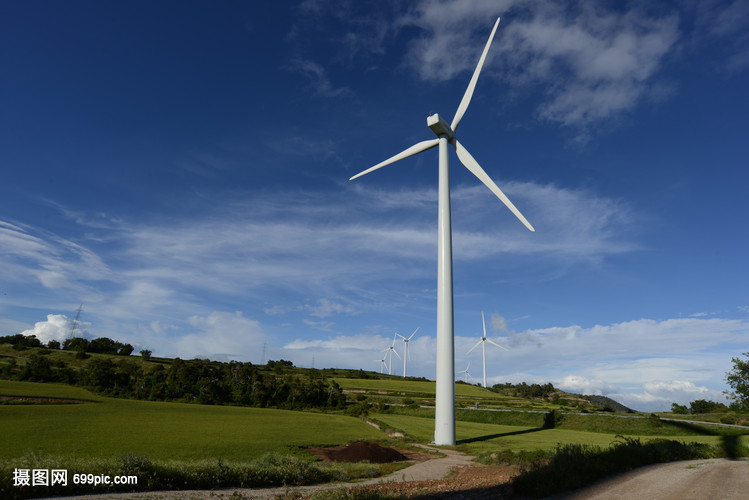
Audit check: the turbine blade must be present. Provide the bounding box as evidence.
[349,139,439,181]
[408,327,419,340]
[467,338,483,354]
[395,333,407,341]
[482,311,487,338]
[454,139,535,232]
[451,17,501,132]
[486,338,508,351]
[392,349,401,359]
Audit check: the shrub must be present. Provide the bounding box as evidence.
[512,437,716,498]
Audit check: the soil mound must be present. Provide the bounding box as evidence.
[308,441,410,463]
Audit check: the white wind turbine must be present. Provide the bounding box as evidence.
[395,327,419,378]
[467,312,508,388]
[458,362,474,383]
[374,357,387,374]
[349,18,534,445]
[383,335,401,375]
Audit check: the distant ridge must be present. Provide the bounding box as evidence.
[583,394,635,413]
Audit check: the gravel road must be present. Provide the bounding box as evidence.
[554,458,749,500]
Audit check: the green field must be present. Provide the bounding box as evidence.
[373,412,749,456]
[0,381,383,461]
[334,377,573,411]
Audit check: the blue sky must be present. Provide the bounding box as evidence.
[1,0,747,412]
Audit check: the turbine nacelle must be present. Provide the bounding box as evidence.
[427,114,454,141]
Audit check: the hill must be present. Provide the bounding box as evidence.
[1,334,631,416]
[584,394,635,413]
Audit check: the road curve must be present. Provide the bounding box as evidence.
[553,458,749,500]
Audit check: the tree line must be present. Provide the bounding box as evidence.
[0,333,134,356]
[1,335,346,410]
[490,381,557,399]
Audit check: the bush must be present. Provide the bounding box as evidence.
[0,453,381,499]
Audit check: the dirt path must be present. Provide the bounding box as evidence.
[554,458,749,500]
[52,444,476,500]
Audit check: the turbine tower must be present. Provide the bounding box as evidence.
[396,327,419,378]
[467,312,508,388]
[350,18,534,445]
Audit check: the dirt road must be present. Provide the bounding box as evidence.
[555,458,749,500]
[51,444,476,499]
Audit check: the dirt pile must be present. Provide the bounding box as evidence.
[308,441,410,463]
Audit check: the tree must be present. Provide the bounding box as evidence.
[140,349,152,360]
[671,403,689,414]
[725,352,749,410]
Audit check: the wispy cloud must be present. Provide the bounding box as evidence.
[286,58,352,98]
[0,180,637,337]
[399,1,679,140]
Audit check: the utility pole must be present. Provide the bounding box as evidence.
[68,304,83,339]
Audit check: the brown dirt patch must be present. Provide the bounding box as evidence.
[307,441,427,464]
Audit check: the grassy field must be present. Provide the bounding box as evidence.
[0,380,104,401]
[334,377,579,411]
[0,381,383,462]
[373,412,749,456]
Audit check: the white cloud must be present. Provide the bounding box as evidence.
[173,311,265,362]
[555,374,619,396]
[399,1,679,136]
[0,220,110,290]
[20,314,82,344]
[0,181,631,333]
[490,314,508,333]
[303,299,355,318]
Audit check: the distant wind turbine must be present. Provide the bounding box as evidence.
[396,327,419,378]
[383,335,401,375]
[349,17,534,445]
[458,362,474,383]
[374,357,387,374]
[467,312,508,388]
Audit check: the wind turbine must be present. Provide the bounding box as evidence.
[395,327,419,378]
[375,357,387,374]
[349,17,534,445]
[458,362,474,383]
[383,335,401,375]
[467,312,508,388]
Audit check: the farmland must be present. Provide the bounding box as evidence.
[0,381,382,461]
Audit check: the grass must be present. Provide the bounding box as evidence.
[0,380,104,401]
[0,381,383,461]
[334,378,497,398]
[372,413,749,456]
[0,380,398,498]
